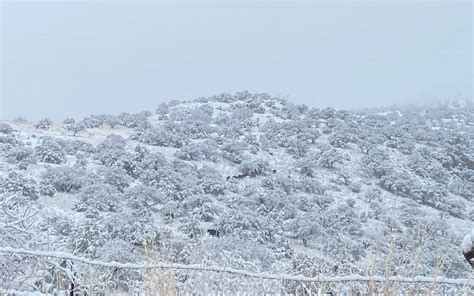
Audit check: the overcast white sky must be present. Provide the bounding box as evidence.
[1,1,472,121]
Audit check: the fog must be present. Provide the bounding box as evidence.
[1,1,471,121]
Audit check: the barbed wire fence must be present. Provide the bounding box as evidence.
[1,247,473,295]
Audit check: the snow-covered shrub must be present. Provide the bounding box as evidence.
[201,181,225,196]
[64,122,86,136]
[96,239,142,263]
[298,178,325,195]
[138,127,185,148]
[35,118,53,130]
[0,134,19,149]
[156,102,170,119]
[59,139,95,155]
[12,116,27,123]
[101,208,158,246]
[318,148,349,168]
[34,137,66,164]
[118,112,149,128]
[97,165,132,192]
[62,118,75,124]
[177,120,213,139]
[74,183,120,213]
[74,151,89,168]
[67,220,105,254]
[95,134,127,166]
[326,204,362,236]
[328,132,354,148]
[41,166,84,193]
[158,170,201,201]
[240,159,269,176]
[283,213,321,242]
[379,169,416,196]
[123,184,163,209]
[218,211,278,243]
[221,140,247,164]
[104,115,120,128]
[0,171,38,199]
[39,182,56,197]
[176,140,218,161]
[386,136,416,155]
[286,138,310,158]
[5,146,34,164]
[82,115,105,128]
[0,123,13,134]
[197,165,225,196]
[361,148,392,178]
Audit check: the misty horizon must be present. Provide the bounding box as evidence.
[1,91,473,123]
[1,1,472,121]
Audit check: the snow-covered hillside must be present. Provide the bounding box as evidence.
[1,92,473,294]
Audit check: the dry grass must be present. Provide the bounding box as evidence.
[1,229,473,295]
[143,239,177,296]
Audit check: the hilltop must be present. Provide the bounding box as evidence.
[1,92,473,294]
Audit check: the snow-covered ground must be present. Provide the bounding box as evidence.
[1,94,473,294]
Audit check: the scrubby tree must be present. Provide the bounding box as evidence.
[318,148,349,169]
[240,159,269,176]
[95,134,127,166]
[138,127,185,148]
[41,166,84,193]
[35,118,53,130]
[63,118,75,125]
[123,184,163,209]
[155,103,170,120]
[97,165,132,192]
[104,115,120,128]
[35,137,66,164]
[287,138,310,158]
[74,183,120,214]
[0,171,38,199]
[65,122,86,136]
[5,146,34,165]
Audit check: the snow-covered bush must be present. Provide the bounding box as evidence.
[239,159,270,176]
[35,118,53,130]
[138,127,185,148]
[123,184,163,209]
[318,148,349,169]
[62,118,75,124]
[5,145,34,165]
[74,183,120,214]
[39,182,56,197]
[156,102,170,119]
[82,114,105,128]
[95,134,127,166]
[64,122,86,136]
[176,140,218,161]
[59,139,95,155]
[104,115,120,128]
[34,137,66,164]
[97,165,132,192]
[118,112,149,128]
[41,166,84,193]
[0,123,13,134]
[0,171,38,199]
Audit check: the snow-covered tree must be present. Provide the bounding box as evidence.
[35,118,53,130]
[34,137,66,164]
[41,166,84,193]
[64,122,86,136]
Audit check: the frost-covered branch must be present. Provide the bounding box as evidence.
[0,247,473,287]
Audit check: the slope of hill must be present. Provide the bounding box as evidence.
[1,92,473,294]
